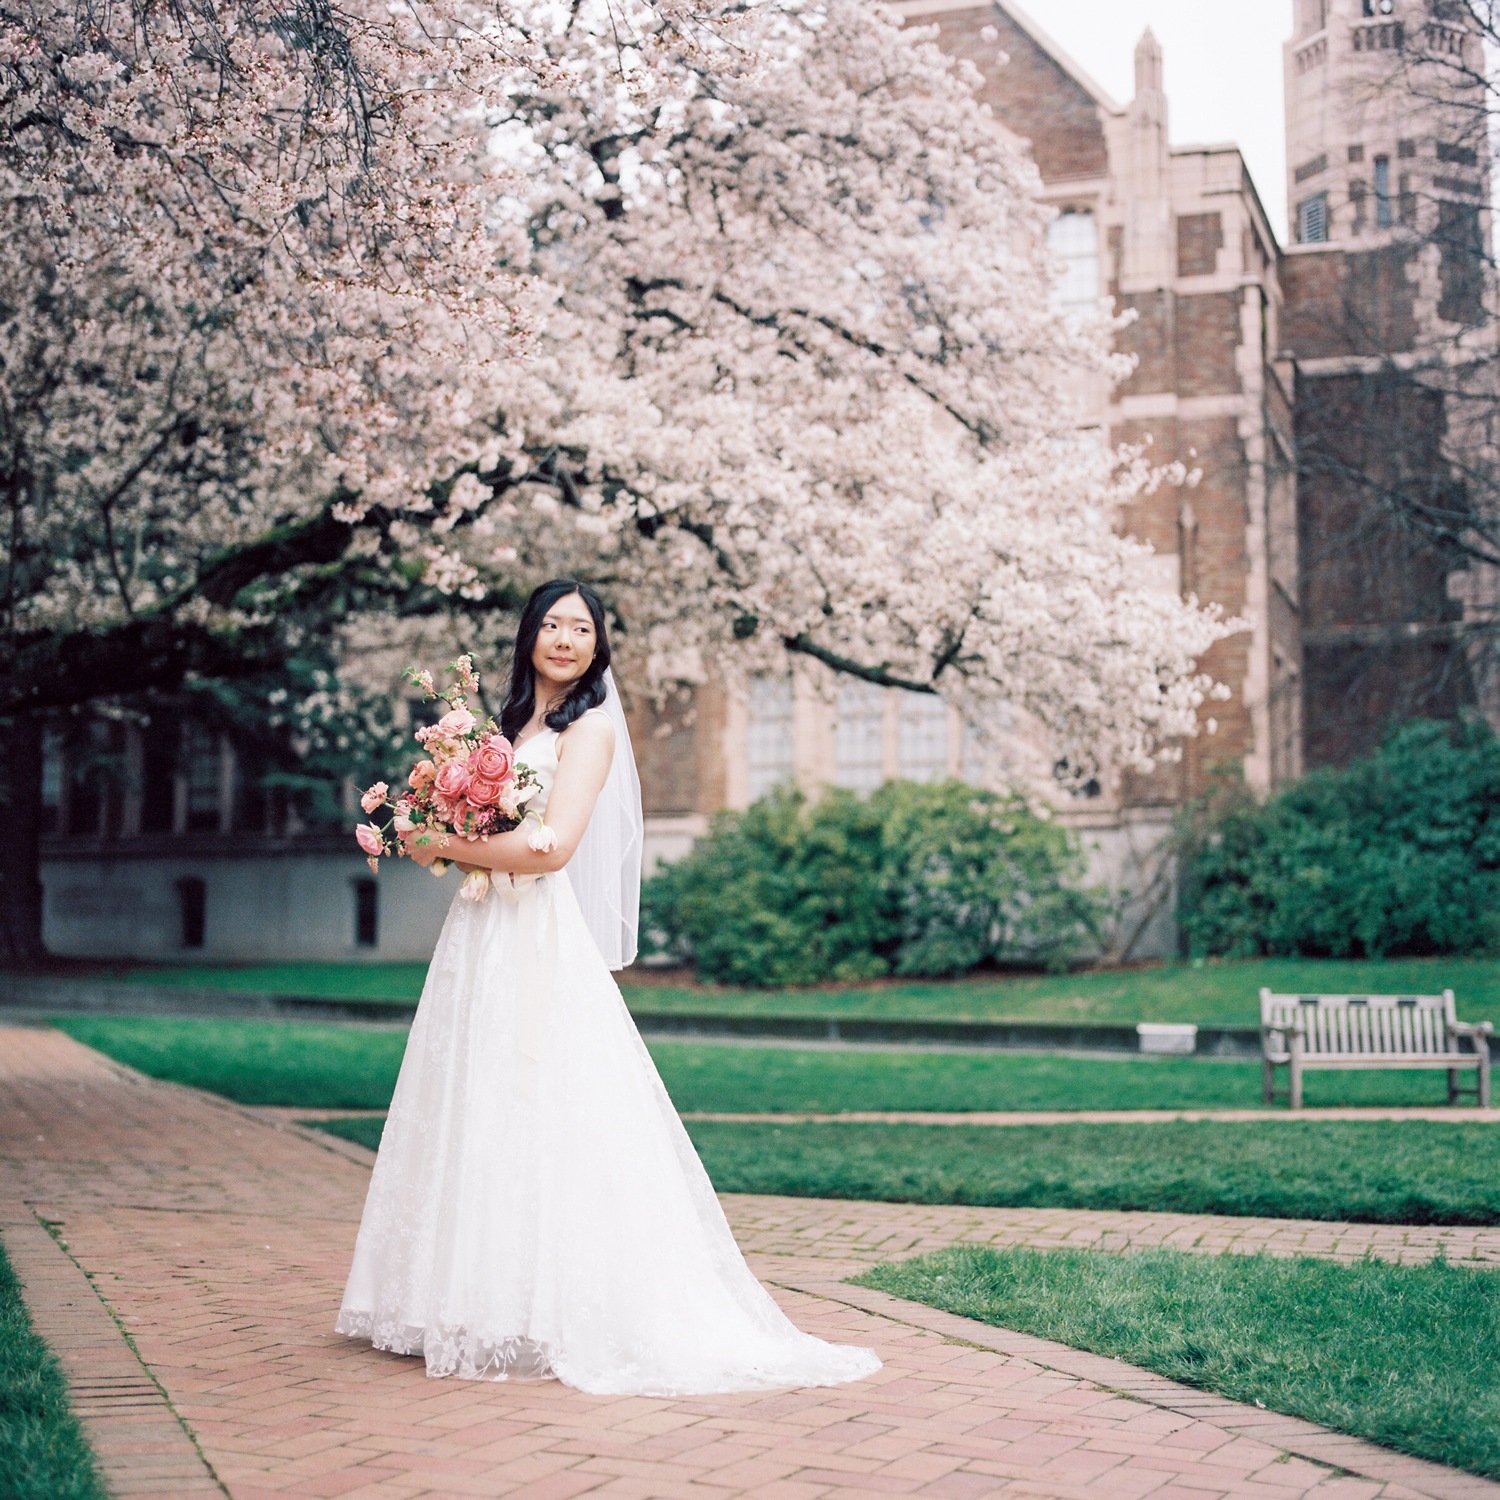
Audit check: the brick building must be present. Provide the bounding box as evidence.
[37,0,1494,962]
[632,0,1495,955]
[634,3,1302,960]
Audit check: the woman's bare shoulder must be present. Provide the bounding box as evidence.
[557,706,615,756]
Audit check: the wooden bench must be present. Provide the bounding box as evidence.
[1259,989,1492,1109]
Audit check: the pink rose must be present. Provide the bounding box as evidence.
[437,707,476,738]
[408,759,437,791]
[467,774,504,807]
[360,781,388,814]
[470,736,514,782]
[433,760,471,801]
[355,824,384,857]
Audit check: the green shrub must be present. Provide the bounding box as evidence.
[640,779,1103,985]
[1178,719,1500,959]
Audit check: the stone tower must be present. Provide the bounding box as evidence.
[1281,0,1497,765]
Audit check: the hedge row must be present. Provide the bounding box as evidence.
[1177,719,1500,959]
[640,780,1103,986]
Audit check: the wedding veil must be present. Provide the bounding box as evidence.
[567,666,643,969]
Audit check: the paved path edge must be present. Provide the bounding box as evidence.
[772,1276,1500,1500]
[1,1202,225,1497]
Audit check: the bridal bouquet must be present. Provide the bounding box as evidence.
[354,656,551,902]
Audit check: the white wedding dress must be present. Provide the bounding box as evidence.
[335,713,881,1395]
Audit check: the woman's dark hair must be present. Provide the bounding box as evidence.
[499,578,612,742]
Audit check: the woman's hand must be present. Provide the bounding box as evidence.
[402,830,443,867]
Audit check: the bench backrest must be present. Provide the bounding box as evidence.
[1259,989,1457,1055]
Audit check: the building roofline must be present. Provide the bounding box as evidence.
[993,0,1123,114]
[1168,141,1284,258]
[891,0,1125,113]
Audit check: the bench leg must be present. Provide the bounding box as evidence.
[1289,1058,1303,1111]
[1448,1067,1460,1105]
[1481,1054,1491,1110]
[1262,1058,1276,1105]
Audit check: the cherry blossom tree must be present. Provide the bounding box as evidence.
[1,0,1235,962]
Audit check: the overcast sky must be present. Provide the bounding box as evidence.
[1014,2,1292,241]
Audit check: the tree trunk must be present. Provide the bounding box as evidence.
[0,712,47,966]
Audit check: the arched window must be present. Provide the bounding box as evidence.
[745,674,795,801]
[1374,156,1392,227]
[1297,193,1329,243]
[1047,210,1100,313]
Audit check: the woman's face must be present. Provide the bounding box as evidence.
[531,591,597,698]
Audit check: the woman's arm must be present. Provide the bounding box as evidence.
[403,713,615,876]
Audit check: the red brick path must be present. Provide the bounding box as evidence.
[2,1025,1496,1500]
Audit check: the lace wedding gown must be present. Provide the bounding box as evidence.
[335,713,882,1395]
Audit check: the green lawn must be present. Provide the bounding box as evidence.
[55,955,1500,1027]
[315,1115,1500,1225]
[0,1237,108,1500]
[51,1015,1477,1113]
[857,1246,1500,1480]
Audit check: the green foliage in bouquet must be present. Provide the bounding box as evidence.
[1176,719,1500,959]
[641,779,1104,985]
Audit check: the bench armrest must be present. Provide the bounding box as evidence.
[1260,1021,1302,1055]
[1450,1020,1494,1049]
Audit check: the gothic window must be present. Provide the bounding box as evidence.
[354,878,379,948]
[1362,0,1394,14]
[745,673,795,801]
[138,723,176,833]
[183,723,221,832]
[1047,210,1099,313]
[40,728,63,835]
[896,691,951,783]
[1374,156,1393,227]
[1296,192,1329,244]
[834,679,886,791]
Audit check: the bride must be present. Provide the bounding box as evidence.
[335,577,881,1395]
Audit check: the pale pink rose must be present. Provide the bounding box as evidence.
[526,822,558,853]
[408,759,437,791]
[392,812,416,834]
[437,707,476,738]
[497,797,519,821]
[360,781,388,814]
[355,823,384,857]
[470,736,513,782]
[466,774,504,807]
[433,760,471,801]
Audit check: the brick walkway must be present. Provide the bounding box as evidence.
[2,1024,1497,1500]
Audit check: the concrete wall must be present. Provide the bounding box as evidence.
[42,846,455,963]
